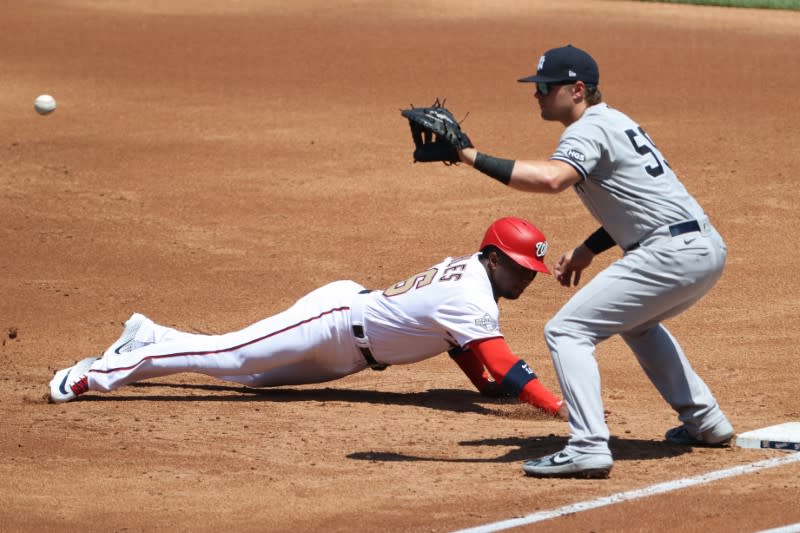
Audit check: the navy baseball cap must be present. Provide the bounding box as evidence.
[518,44,599,86]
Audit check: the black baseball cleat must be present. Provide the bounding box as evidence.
[665,419,734,447]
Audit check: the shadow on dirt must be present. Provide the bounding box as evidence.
[346,435,691,463]
[80,382,690,463]
[80,383,519,415]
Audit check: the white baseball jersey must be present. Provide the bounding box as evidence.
[552,103,706,251]
[360,252,502,365]
[86,253,504,393]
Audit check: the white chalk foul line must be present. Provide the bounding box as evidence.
[454,452,800,533]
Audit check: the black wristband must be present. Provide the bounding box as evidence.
[474,152,514,185]
[583,227,616,254]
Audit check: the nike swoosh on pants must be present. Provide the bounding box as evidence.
[114,340,133,354]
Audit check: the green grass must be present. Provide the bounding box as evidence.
[639,0,800,8]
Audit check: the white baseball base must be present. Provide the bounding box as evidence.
[735,422,800,451]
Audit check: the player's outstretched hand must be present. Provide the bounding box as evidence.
[554,244,595,287]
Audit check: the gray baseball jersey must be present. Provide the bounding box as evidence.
[540,102,730,458]
[551,103,706,251]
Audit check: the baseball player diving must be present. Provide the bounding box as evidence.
[49,217,567,420]
[402,45,733,479]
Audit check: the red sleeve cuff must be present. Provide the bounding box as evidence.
[519,379,563,415]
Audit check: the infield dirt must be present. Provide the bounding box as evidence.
[2,1,799,531]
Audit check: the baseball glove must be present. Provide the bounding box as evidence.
[401,98,473,164]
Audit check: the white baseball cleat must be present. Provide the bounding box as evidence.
[103,312,150,358]
[48,356,99,403]
[523,449,613,479]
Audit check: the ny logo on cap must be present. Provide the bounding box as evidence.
[537,55,546,72]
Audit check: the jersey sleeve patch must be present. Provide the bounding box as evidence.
[474,313,499,332]
[567,148,586,163]
[551,156,587,179]
[554,120,603,180]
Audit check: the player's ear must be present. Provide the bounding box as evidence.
[486,249,501,271]
[573,81,587,101]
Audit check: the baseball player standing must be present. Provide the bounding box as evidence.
[448,45,733,478]
[49,217,567,420]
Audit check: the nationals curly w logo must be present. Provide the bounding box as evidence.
[536,241,549,258]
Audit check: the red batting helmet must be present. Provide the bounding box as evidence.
[480,217,551,274]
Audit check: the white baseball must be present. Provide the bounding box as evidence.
[34,94,57,115]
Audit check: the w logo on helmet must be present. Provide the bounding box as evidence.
[480,217,552,275]
[536,241,549,258]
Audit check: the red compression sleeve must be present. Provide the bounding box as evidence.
[449,347,491,392]
[469,337,516,377]
[469,337,563,415]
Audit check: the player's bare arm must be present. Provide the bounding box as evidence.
[399,104,581,192]
[459,148,581,193]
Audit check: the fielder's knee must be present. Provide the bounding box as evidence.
[544,317,566,352]
[544,316,597,355]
